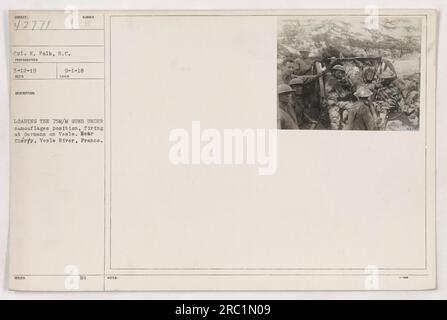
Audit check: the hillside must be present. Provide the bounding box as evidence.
[278,17,422,60]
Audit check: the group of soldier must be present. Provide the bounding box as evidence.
[277,49,418,130]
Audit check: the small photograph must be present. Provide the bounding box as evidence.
[277,16,422,130]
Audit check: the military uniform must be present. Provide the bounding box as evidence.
[278,100,300,129]
[344,86,378,131]
[277,84,299,129]
[344,101,377,130]
[376,80,404,108]
[324,69,354,130]
[294,57,313,75]
[372,76,405,129]
[291,94,306,127]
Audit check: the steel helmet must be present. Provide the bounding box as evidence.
[354,86,373,98]
[278,84,295,95]
[381,69,396,79]
[332,64,345,72]
[289,77,305,86]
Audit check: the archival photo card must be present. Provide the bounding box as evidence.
[7,9,437,291]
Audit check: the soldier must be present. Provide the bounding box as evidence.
[375,69,405,120]
[344,87,378,130]
[289,77,318,129]
[324,64,354,130]
[277,84,299,129]
[294,49,313,75]
[278,58,297,85]
[376,70,421,130]
[362,67,378,92]
[377,70,401,101]
[289,77,305,125]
